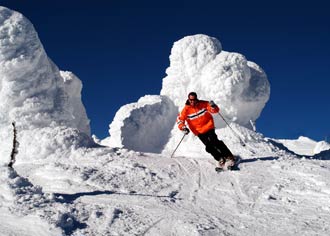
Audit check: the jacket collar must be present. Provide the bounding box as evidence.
[185,99,199,106]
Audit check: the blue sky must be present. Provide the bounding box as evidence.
[2,0,329,141]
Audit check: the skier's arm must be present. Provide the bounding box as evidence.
[207,100,220,113]
[177,107,188,131]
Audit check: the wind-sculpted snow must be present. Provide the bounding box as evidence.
[0,7,92,162]
[314,141,330,154]
[106,95,177,153]
[161,34,270,128]
[276,136,330,156]
[107,34,270,153]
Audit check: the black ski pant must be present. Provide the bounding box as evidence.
[198,129,233,161]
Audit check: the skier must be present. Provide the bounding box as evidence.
[177,92,235,170]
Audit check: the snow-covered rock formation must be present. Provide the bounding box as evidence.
[0,6,92,164]
[107,34,270,153]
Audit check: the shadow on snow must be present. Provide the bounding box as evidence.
[54,190,182,204]
[240,156,280,164]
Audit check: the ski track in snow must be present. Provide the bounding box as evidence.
[1,143,330,235]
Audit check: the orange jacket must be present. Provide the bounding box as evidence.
[177,100,220,135]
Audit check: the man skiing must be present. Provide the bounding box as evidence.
[177,92,235,170]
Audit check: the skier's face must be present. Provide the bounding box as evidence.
[188,95,197,106]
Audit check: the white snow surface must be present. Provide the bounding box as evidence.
[2,126,330,236]
[161,34,270,128]
[2,6,330,236]
[105,95,177,153]
[276,136,330,156]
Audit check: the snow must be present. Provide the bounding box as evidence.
[1,6,330,236]
[276,136,330,156]
[160,34,270,128]
[106,34,270,152]
[2,128,330,235]
[314,141,330,155]
[0,6,92,161]
[105,95,177,153]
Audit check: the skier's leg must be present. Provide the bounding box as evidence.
[207,130,234,158]
[216,140,236,168]
[204,143,226,168]
[207,130,237,169]
[217,140,234,158]
[198,131,223,161]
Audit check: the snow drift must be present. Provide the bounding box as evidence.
[0,6,92,164]
[107,34,270,153]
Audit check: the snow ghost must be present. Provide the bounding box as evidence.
[0,7,92,162]
[107,34,270,152]
[107,95,177,153]
[161,34,270,128]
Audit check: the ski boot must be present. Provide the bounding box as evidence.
[224,156,236,170]
[215,158,227,172]
[218,158,226,169]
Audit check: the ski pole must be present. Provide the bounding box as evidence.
[217,112,246,146]
[170,133,186,158]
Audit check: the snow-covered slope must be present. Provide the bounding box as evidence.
[2,126,330,235]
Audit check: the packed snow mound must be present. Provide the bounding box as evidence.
[276,136,330,156]
[0,7,92,162]
[314,141,330,155]
[106,95,177,153]
[19,126,92,163]
[161,34,270,128]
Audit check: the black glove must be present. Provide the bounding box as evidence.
[209,100,217,108]
[182,127,190,135]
